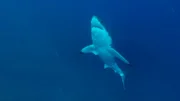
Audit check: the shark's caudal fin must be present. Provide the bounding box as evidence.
[107,47,130,65]
[81,44,98,55]
[104,63,126,89]
[112,63,126,90]
[120,73,126,90]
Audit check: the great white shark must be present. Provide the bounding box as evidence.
[81,16,130,89]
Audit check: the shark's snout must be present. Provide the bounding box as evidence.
[91,16,104,30]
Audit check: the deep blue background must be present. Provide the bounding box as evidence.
[0,0,179,101]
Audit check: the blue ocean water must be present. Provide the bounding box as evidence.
[0,0,179,101]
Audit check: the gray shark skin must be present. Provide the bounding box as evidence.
[81,16,130,89]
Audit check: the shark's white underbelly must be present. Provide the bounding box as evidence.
[97,48,116,66]
[91,26,115,66]
[91,27,112,48]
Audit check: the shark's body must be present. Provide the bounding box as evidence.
[81,16,130,89]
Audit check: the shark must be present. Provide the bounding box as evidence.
[81,16,130,89]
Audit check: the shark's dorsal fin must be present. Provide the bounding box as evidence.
[107,47,130,64]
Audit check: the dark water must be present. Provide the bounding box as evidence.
[0,0,179,101]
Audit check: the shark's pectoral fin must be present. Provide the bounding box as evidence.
[81,44,98,55]
[92,50,98,55]
[107,47,130,64]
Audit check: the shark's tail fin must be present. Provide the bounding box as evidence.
[113,64,126,90]
[120,72,126,90]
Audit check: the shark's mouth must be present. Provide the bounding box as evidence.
[91,25,104,31]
